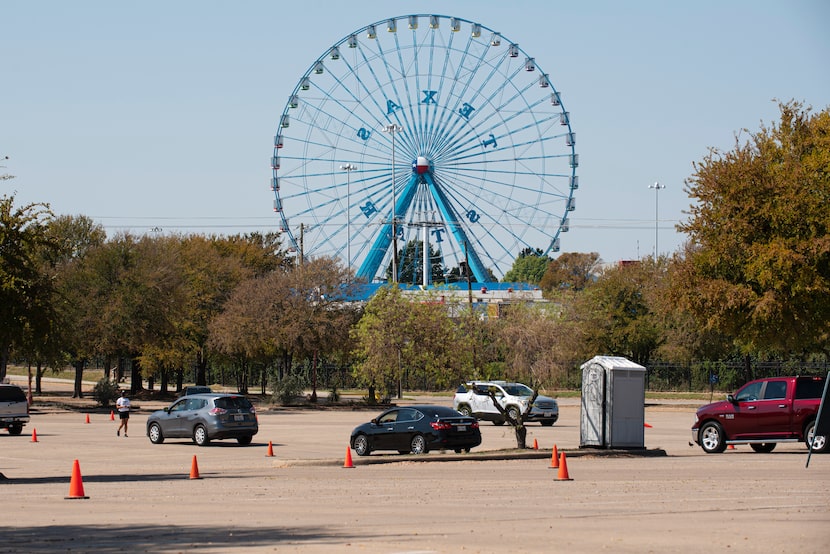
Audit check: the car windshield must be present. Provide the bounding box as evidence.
[214,396,253,410]
[503,384,533,396]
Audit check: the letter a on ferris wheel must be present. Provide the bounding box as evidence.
[271,14,578,283]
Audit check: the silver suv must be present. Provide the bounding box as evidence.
[146,393,258,446]
[453,381,559,426]
[0,384,30,435]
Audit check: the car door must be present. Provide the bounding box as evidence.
[162,398,189,437]
[471,385,497,414]
[182,397,207,436]
[729,380,790,439]
[371,409,400,450]
[750,380,793,438]
[392,408,420,450]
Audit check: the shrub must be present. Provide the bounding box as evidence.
[272,373,307,405]
[92,378,120,408]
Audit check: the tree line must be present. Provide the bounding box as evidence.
[2,101,828,399]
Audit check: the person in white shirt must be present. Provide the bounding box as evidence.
[116,391,131,437]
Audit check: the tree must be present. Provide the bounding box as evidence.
[352,286,472,401]
[539,252,601,292]
[674,101,830,358]
[0,195,55,380]
[178,233,283,388]
[392,239,445,285]
[574,261,664,366]
[38,215,107,395]
[496,302,567,387]
[210,256,358,397]
[503,248,550,284]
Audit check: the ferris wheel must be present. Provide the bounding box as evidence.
[271,14,578,284]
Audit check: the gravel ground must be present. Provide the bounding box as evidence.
[1,376,828,553]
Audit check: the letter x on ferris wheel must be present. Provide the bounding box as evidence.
[271,14,578,284]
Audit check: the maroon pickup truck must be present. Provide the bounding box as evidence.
[692,375,827,454]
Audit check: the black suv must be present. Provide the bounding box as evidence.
[0,384,30,435]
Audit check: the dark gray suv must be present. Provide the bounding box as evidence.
[0,384,30,435]
[146,393,258,446]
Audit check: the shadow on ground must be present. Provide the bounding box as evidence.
[0,524,371,553]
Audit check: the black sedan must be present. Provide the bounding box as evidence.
[350,405,481,456]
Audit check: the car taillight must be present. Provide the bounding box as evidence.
[471,422,479,429]
[430,421,452,431]
[209,407,227,415]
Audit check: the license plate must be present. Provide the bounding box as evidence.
[457,425,466,431]
[543,412,552,417]
[234,414,244,421]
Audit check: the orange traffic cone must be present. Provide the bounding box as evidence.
[644,422,653,428]
[31,428,39,443]
[549,444,559,469]
[555,452,573,481]
[728,444,736,450]
[65,459,89,499]
[110,410,115,421]
[343,447,354,469]
[189,455,202,480]
[533,438,539,450]
[85,413,90,424]
[266,441,274,457]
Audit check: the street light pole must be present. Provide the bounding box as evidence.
[648,181,666,259]
[383,124,402,282]
[340,163,357,277]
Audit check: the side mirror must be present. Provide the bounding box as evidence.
[371,418,379,425]
[163,407,170,413]
[727,394,736,404]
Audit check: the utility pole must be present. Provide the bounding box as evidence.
[648,181,665,259]
[383,124,402,282]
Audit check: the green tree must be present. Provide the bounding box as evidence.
[0,195,55,380]
[575,261,664,366]
[392,239,445,285]
[352,286,471,401]
[674,101,830,358]
[503,248,550,284]
[41,215,107,396]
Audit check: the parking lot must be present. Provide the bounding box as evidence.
[1,389,829,553]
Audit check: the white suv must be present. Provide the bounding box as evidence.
[0,384,30,435]
[453,381,559,426]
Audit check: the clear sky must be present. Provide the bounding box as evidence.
[3,0,829,265]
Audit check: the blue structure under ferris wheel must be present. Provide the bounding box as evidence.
[271,14,578,284]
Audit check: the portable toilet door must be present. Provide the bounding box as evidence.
[605,359,646,449]
[580,360,606,447]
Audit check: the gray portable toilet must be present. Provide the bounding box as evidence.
[580,356,646,449]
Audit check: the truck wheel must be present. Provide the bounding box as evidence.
[8,424,23,436]
[806,421,828,453]
[700,421,726,453]
[457,404,472,417]
[493,420,505,426]
[750,443,776,453]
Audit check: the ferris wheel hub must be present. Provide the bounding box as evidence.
[412,156,431,174]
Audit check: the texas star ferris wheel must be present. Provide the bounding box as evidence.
[271,14,578,284]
